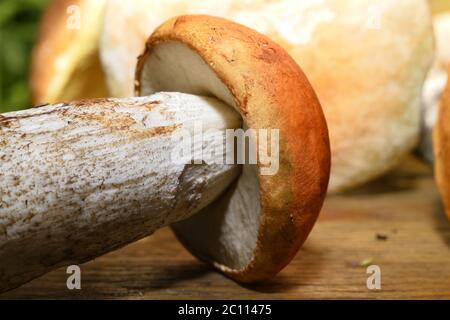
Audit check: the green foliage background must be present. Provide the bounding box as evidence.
[0,0,50,113]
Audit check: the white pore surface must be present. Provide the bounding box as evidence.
[140,42,261,270]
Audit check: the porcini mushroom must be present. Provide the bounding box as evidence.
[0,15,330,292]
[434,66,450,219]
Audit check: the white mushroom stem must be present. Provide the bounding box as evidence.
[0,92,242,292]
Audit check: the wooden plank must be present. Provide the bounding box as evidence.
[1,157,450,299]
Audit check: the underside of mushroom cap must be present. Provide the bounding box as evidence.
[135,15,330,282]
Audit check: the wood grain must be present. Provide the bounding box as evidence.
[1,156,449,299]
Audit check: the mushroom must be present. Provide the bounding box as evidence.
[31,0,434,193]
[30,0,108,104]
[434,66,450,219]
[0,15,330,292]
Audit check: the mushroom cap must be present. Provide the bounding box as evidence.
[135,15,330,282]
[434,66,450,219]
[30,0,107,104]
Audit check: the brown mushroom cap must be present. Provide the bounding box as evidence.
[135,15,330,282]
[434,66,450,219]
[30,0,107,104]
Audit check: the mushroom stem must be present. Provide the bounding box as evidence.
[0,92,241,292]
[418,12,450,164]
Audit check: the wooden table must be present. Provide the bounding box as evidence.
[2,157,450,299]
